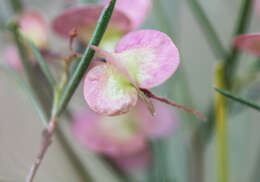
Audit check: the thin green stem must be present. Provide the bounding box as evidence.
[55,0,117,117]
[223,0,253,88]
[215,87,260,111]
[27,39,57,89]
[186,0,227,60]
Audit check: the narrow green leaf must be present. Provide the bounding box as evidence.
[27,39,57,89]
[55,0,117,117]
[215,87,260,111]
[0,64,48,125]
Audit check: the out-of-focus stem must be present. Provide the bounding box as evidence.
[223,0,253,88]
[153,0,177,37]
[215,63,228,182]
[8,22,51,124]
[148,140,171,182]
[55,125,94,182]
[153,2,205,182]
[0,64,48,125]
[186,0,227,60]
[9,0,23,13]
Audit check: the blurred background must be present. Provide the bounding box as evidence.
[0,0,259,182]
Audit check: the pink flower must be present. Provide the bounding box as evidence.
[3,45,23,71]
[72,100,177,167]
[19,10,47,48]
[233,33,260,55]
[84,30,180,116]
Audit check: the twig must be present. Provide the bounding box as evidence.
[25,116,57,182]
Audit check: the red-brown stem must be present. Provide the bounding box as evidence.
[69,28,78,55]
[25,116,57,182]
[63,28,81,63]
[141,89,206,121]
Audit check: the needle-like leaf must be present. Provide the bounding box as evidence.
[215,87,260,111]
[55,0,117,117]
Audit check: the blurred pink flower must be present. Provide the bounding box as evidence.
[3,45,23,71]
[19,10,47,48]
[72,106,146,157]
[111,147,150,172]
[3,10,47,71]
[72,100,177,169]
[233,33,260,55]
[104,0,152,30]
[254,0,260,16]
[52,5,131,39]
[84,30,180,116]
